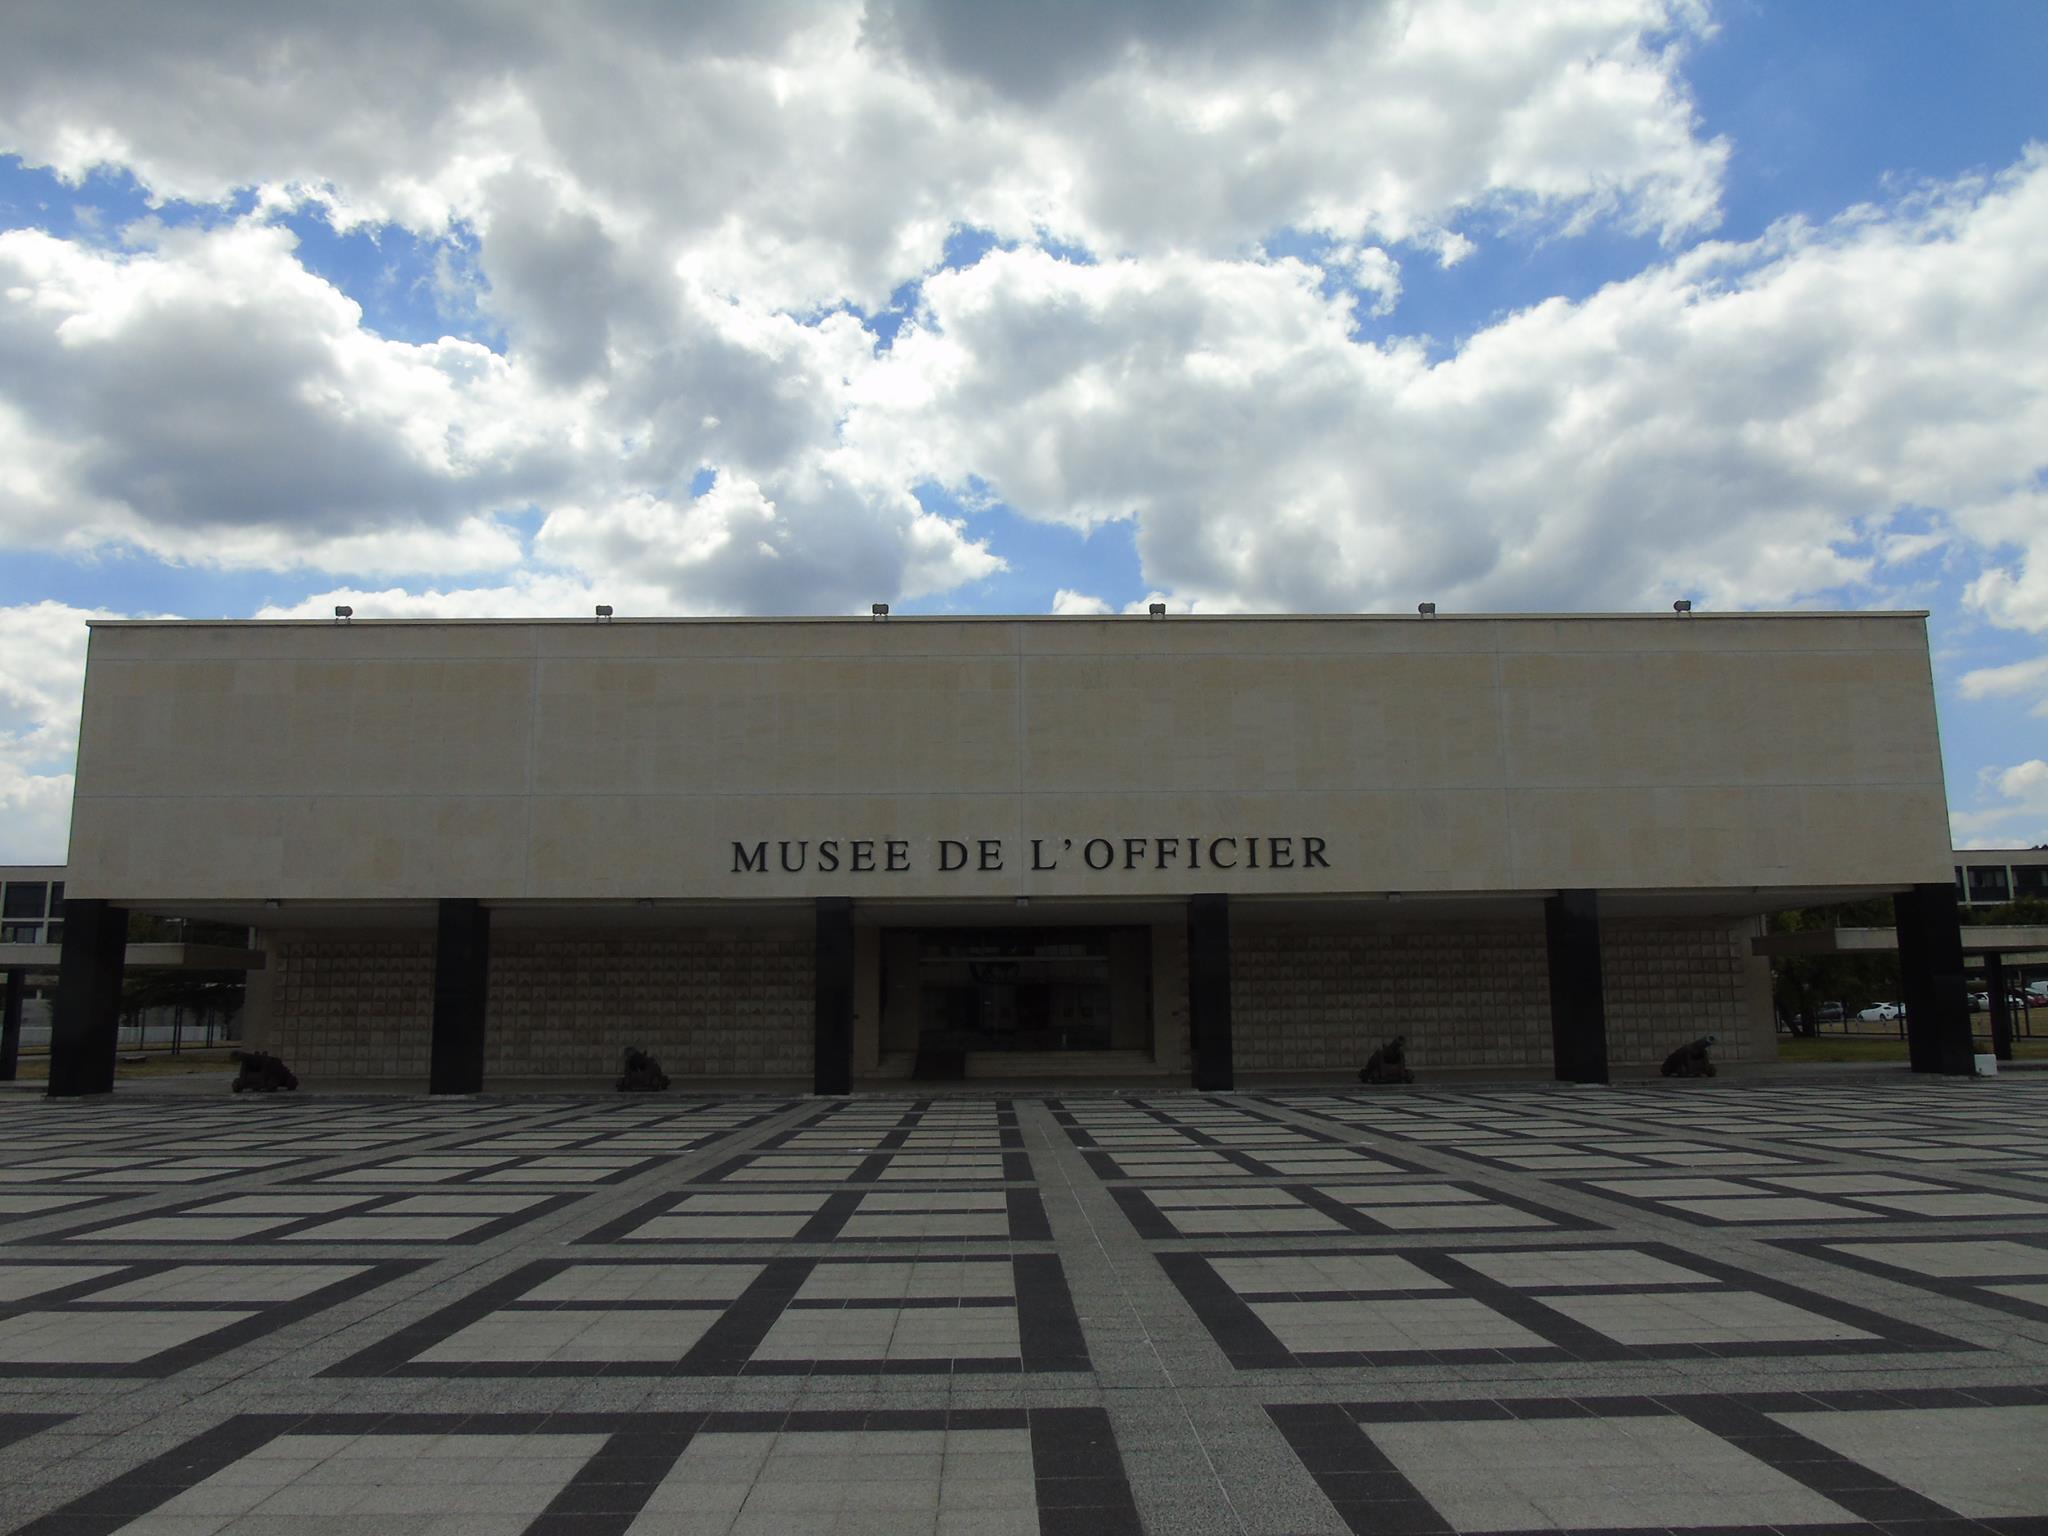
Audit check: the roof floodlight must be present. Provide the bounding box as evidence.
[595,604,614,620]
[333,605,353,622]
[872,602,890,618]
[1673,599,1693,614]
[1148,602,1167,617]
[1417,602,1436,616]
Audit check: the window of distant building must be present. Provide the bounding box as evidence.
[1966,865,2013,903]
[1,881,47,922]
[1,881,50,942]
[2016,863,2048,902]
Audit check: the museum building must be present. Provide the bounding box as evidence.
[44,611,1982,1095]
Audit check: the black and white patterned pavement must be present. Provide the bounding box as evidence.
[0,1079,2045,1534]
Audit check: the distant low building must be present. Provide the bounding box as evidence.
[0,865,64,946]
[3,866,256,1077]
[1955,849,2048,908]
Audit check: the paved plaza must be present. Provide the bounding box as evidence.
[0,1079,2044,1535]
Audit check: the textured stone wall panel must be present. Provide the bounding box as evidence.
[263,927,812,1079]
[1151,920,1191,1073]
[265,933,434,1079]
[1599,918,1753,1066]
[263,918,1743,1079]
[1232,925,1553,1071]
[486,931,813,1078]
[1232,918,1755,1071]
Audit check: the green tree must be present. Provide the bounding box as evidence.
[1767,897,1901,1036]
[1962,896,2048,926]
[119,913,250,1045]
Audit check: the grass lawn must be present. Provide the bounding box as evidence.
[1777,1030,2048,1064]
[10,1046,242,1082]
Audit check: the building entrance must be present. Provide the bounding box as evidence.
[880,926,1152,1064]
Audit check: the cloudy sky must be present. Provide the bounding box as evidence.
[2,0,2045,862]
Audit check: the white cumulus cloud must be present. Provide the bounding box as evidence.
[849,148,2048,622]
[1951,759,2048,851]
[0,600,127,861]
[0,219,572,569]
[1050,589,1112,615]
[1,0,2045,856]
[0,0,1735,620]
[1959,654,2048,719]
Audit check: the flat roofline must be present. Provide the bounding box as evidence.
[1753,925,2048,958]
[87,610,1933,629]
[0,942,265,972]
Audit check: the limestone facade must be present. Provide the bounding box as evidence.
[67,612,1954,905]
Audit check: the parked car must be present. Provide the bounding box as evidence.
[1856,1002,1906,1022]
[1969,991,2031,1012]
[1817,1001,1846,1025]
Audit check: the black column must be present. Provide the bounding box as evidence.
[428,899,491,1095]
[1544,890,1610,1085]
[48,900,127,1098]
[813,897,854,1096]
[1986,951,2013,1063]
[1895,882,1973,1076]
[1188,893,1235,1091]
[1,968,25,1082]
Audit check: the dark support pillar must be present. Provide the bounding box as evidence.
[1,968,25,1082]
[1544,890,1610,1085]
[813,897,854,1096]
[428,899,491,1095]
[1986,951,2013,1064]
[1895,882,1974,1076]
[1188,893,1235,1091]
[48,900,127,1097]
